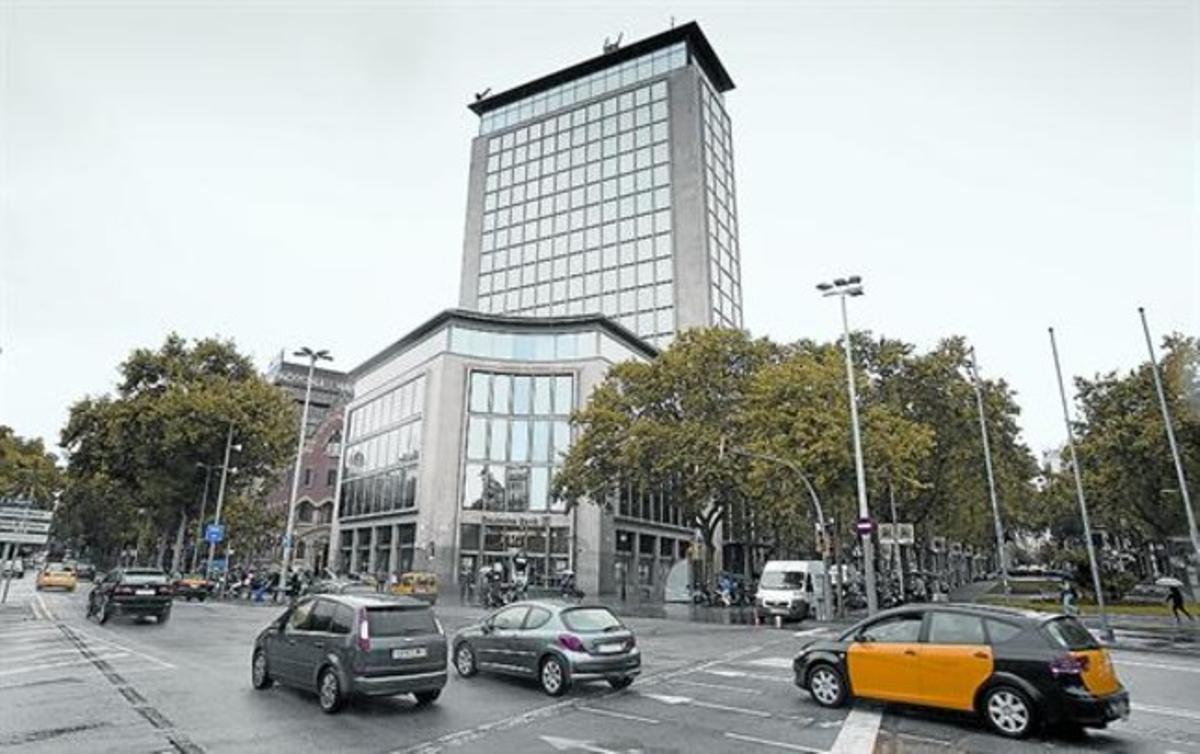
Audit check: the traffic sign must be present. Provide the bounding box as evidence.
[855,517,877,536]
[0,501,52,545]
[204,524,225,544]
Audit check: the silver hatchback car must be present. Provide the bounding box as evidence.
[452,600,640,696]
[252,594,447,713]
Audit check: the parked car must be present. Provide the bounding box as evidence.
[307,578,378,596]
[36,562,77,592]
[173,573,212,601]
[2,558,24,579]
[1120,582,1172,606]
[251,594,447,713]
[452,601,639,696]
[73,562,97,581]
[794,604,1129,738]
[87,568,173,624]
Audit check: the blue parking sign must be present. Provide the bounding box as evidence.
[205,523,225,544]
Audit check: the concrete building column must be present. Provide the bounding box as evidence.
[349,528,361,574]
[368,527,379,573]
[389,523,401,577]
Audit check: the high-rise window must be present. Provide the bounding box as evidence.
[340,374,425,519]
[477,79,675,348]
[462,371,573,512]
[700,78,742,329]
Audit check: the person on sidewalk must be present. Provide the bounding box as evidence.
[1061,581,1079,617]
[1167,585,1194,623]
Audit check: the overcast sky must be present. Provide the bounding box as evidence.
[2,0,1196,460]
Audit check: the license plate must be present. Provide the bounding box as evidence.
[392,647,427,660]
[135,589,155,596]
[596,643,625,654]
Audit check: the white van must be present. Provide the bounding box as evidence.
[755,560,824,621]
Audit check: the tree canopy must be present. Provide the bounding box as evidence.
[57,333,296,566]
[0,427,63,507]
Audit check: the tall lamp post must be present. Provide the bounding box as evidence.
[1138,307,1200,570]
[817,275,877,614]
[280,347,332,584]
[190,462,217,573]
[205,424,239,579]
[965,348,1010,595]
[1049,327,1113,642]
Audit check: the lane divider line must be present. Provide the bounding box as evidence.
[829,704,883,754]
[724,732,825,753]
[576,706,661,724]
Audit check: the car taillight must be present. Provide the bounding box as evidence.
[356,608,371,652]
[434,617,445,636]
[626,635,637,650]
[157,585,172,595]
[1050,654,1089,676]
[557,633,586,652]
[114,586,134,595]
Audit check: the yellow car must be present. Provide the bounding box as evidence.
[36,562,78,592]
[390,572,439,604]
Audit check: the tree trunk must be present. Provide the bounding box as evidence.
[170,509,188,575]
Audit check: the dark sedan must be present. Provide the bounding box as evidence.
[87,568,174,624]
[793,604,1129,739]
[452,601,640,696]
[252,594,447,713]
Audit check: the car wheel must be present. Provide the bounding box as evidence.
[251,650,274,689]
[413,689,441,706]
[539,656,568,697]
[98,600,111,625]
[157,608,171,625]
[454,643,478,677]
[318,667,343,713]
[607,676,633,691]
[983,685,1035,739]
[807,663,848,708]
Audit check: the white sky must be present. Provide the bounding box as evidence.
[2,0,1197,458]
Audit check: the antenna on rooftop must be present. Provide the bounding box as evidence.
[473,87,491,101]
[603,32,623,54]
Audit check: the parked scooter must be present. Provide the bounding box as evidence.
[558,570,585,600]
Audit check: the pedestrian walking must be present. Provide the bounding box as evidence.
[1061,581,1079,617]
[1167,585,1194,623]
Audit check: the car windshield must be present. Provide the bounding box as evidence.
[561,607,622,633]
[124,571,168,585]
[760,571,806,589]
[46,563,70,572]
[366,606,437,636]
[1043,617,1099,650]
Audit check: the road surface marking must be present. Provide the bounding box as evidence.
[69,628,176,669]
[0,626,60,638]
[829,705,882,754]
[793,628,828,638]
[1132,703,1200,722]
[1116,659,1200,674]
[0,652,129,677]
[673,679,763,694]
[898,732,954,746]
[641,692,771,718]
[742,657,794,669]
[538,735,620,754]
[576,706,661,724]
[705,668,792,682]
[724,732,824,753]
[0,647,94,665]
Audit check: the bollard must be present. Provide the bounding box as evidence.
[775,615,782,629]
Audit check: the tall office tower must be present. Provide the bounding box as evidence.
[458,23,742,348]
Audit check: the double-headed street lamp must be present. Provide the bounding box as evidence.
[280,347,333,584]
[817,275,877,615]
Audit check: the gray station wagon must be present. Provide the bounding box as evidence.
[452,601,640,696]
[252,594,447,713]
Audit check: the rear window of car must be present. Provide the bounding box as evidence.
[561,608,622,633]
[46,563,69,572]
[1042,617,1099,650]
[123,571,168,585]
[366,607,438,637]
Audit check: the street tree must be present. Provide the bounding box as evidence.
[58,334,296,569]
[0,427,63,506]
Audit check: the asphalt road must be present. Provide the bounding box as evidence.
[3,577,1200,754]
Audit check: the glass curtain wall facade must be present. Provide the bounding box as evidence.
[462,371,573,513]
[700,78,741,329]
[340,375,425,519]
[476,78,677,347]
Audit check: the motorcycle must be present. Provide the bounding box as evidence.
[558,571,585,600]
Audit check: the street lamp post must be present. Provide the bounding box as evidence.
[817,275,877,614]
[966,348,1010,595]
[1138,307,1200,570]
[205,424,237,579]
[280,347,332,585]
[1049,327,1114,642]
[190,463,217,574]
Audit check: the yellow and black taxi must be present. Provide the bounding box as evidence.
[36,562,78,592]
[794,604,1129,738]
[389,572,439,604]
[173,573,212,601]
